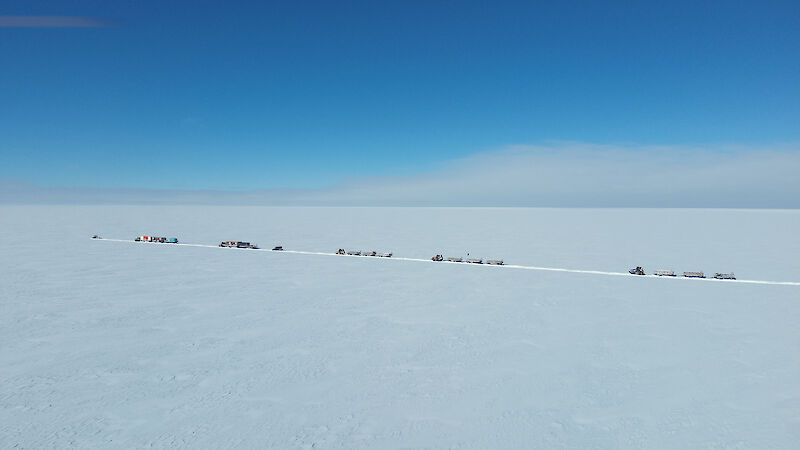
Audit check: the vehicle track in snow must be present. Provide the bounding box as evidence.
[93,238,800,287]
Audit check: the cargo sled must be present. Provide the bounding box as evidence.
[272,246,284,251]
[713,273,736,280]
[654,270,676,277]
[447,257,463,262]
[487,260,504,265]
[683,271,705,278]
[466,258,483,264]
[377,252,392,258]
[220,241,258,249]
[136,236,165,242]
[347,250,361,256]
[363,251,377,257]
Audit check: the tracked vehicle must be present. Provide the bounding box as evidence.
[629,266,645,275]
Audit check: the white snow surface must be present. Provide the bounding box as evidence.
[2,206,799,448]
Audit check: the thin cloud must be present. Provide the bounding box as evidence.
[301,143,800,207]
[1,143,799,207]
[0,16,113,28]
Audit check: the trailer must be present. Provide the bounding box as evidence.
[220,241,258,249]
[713,273,736,280]
[654,270,676,277]
[683,271,705,278]
[363,251,377,257]
[486,259,504,265]
[136,236,166,242]
[447,257,463,262]
[466,258,483,264]
[347,250,361,256]
[377,252,392,258]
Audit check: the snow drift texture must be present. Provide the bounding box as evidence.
[1,206,799,448]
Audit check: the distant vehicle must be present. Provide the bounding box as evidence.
[347,250,361,256]
[714,272,736,280]
[653,270,676,277]
[432,254,444,262]
[336,248,346,255]
[466,258,483,264]
[92,235,101,239]
[167,238,178,244]
[683,271,705,278]
[363,251,377,257]
[377,252,392,258]
[629,266,645,275]
[220,241,258,249]
[486,260,504,265]
[272,246,284,251]
[447,257,463,262]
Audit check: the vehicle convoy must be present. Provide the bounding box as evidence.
[684,271,705,278]
[629,266,645,275]
[714,272,736,280]
[654,270,676,277]
[486,259,504,265]
[432,254,444,262]
[220,241,258,249]
[272,246,283,251]
[136,236,178,243]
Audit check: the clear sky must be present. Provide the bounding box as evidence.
[1,0,798,192]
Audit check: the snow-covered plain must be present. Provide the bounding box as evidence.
[2,206,799,448]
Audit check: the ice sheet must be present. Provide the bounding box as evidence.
[1,206,799,448]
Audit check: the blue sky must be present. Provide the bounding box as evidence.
[1,0,799,193]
